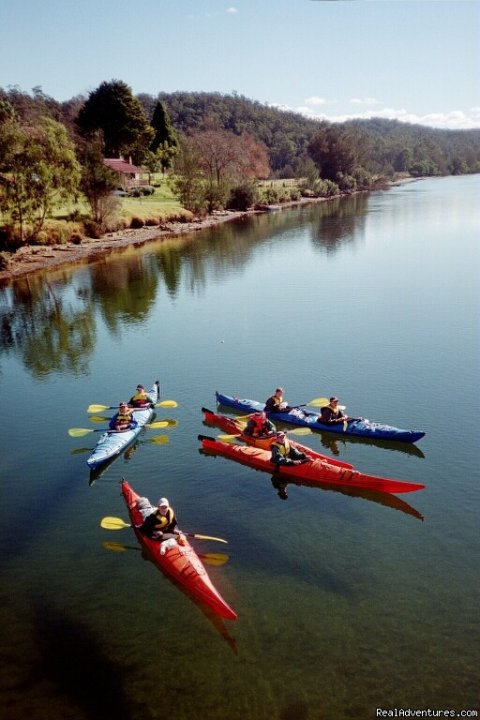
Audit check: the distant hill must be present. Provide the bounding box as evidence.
[2,85,479,179]
[137,91,480,178]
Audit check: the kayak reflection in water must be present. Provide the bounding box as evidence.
[270,431,312,466]
[244,411,276,438]
[135,496,186,547]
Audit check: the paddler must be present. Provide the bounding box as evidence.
[129,383,156,408]
[264,387,291,413]
[109,402,137,432]
[137,496,186,545]
[244,411,276,438]
[270,431,311,467]
[319,397,351,425]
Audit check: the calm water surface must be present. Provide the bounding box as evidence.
[0,175,479,720]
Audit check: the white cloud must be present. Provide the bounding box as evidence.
[304,96,330,106]
[298,105,480,130]
[268,99,480,129]
[350,97,380,106]
[226,7,239,13]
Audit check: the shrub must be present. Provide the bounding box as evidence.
[82,219,103,238]
[227,182,258,211]
[129,216,145,229]
[0,251,12,270]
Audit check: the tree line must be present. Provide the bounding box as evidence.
[1,81,479,253]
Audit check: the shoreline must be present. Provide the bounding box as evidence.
[0,182,411,285]
[0,195,339,285]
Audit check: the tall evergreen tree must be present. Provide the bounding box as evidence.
[75,80,153,160]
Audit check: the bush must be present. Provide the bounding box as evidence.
[0,251,12,270]
[227,182,258,211]
[129,216,145,229]
[82,219,103,238]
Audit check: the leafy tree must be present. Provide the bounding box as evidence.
[174,127,270,213]
[150,101,178,173]
[77,135,119,224]
[172,135,206,213]
[75,80,154,160]
[0,115,80,243]
[307,126,356,181]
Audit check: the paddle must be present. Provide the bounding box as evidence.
[301,397,346,410]
[218,426,313,443]
[100,517,228,544]
[87,400,178,413]
[102,541,229,566]
[68,420,169,438]
[149,435,170,444]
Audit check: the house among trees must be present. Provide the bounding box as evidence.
[103,158,149,190]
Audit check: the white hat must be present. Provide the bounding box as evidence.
[158,497,169,507]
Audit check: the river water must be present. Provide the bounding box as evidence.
[0,175,478,720]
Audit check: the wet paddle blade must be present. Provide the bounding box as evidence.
[101,516,131,530]
[68,427,95,437]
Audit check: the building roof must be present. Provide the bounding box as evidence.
[104,158,143,174]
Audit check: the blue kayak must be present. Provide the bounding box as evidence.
[87,381,159,469]
[215,392,425,444]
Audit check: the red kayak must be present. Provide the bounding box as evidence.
[121,480,237,621]
[198,436,425,495]
[202,407,354,470]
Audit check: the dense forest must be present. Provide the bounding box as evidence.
[1,83,479,253]
[2,85,479,179]
[143,91,480,178]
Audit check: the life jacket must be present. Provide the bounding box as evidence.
[271,437,291,458]
[251,415,266,434]
[154,507,176,533]
[115,411,132,427]
[326,403,342,418]
[130,391,150,407]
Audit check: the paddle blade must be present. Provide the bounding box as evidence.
[288,427,312,436]
[217,434,240,443]
[156,400,178,408]
[148,420,169,429]
[90,415,111,423]
[149,435,170,444]
[87,404,110,413]
[100,516,131,530]
[199,552,229,567]
[306,397,329,407]
[103,541,128,553]
[68,427,94,437]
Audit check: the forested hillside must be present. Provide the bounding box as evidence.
[138,91,480,178]
[2,86,479,180]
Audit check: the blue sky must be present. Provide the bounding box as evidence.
[1,0,479,129]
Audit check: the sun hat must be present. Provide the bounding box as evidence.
[158,497,169,508]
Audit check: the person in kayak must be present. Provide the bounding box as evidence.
[319,397,351,425]
[109,402,138,432]
[136,496,186,544]
[264,387,291,413]
[270,431,311,466]
[129,383,156,408]
[244,411,276,438]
